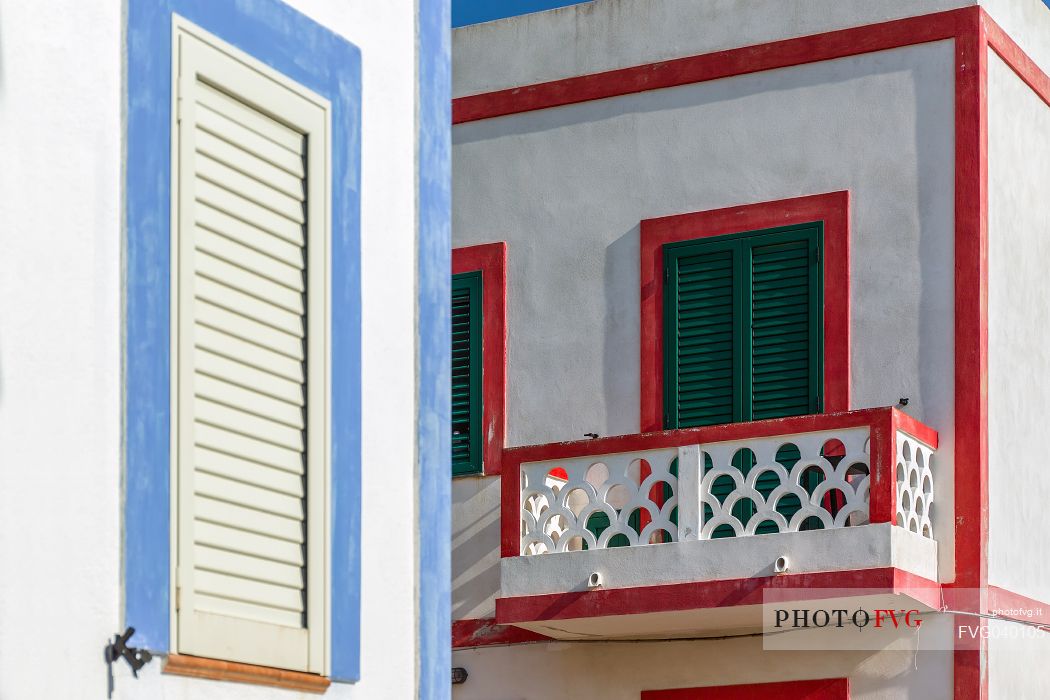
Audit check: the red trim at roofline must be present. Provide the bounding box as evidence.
[453,243,508,476]
[985,15,1050,109]
[642,678,849,700]
[639,191,850,434]
[452,618,552,649]
[951,11,988,699]
[496,567,941,626]
[499,406,934,558]
[452,9,970,124]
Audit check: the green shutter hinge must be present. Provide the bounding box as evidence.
[664,267,670,284]
[814,246,822,264]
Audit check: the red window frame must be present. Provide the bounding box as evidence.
[642,678,849,700]
[639,192,850,433]
[452,242,508,475]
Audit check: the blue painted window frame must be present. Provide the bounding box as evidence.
[125,0,362,681]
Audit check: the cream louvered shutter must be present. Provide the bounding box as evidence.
[173,24,329,674]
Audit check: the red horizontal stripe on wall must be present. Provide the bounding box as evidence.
[453,9,968,123]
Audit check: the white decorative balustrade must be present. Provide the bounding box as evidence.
[698,428,871,539]
[509,409,937,556]
[521,448,680,554]
[896,431,935,538]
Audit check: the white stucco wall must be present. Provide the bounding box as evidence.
[0,1,124,698]
[452,40,958,627]
[453,628,955,700]
[987,52,1050,607]
[454,40,956,451]
[987,619,1050,699]
[0,1,422,698]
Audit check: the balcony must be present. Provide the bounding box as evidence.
[496,408,941,639]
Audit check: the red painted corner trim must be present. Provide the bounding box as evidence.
[452,618,552,649]
[496,567,941,625]
[951,9,988,700]
[951,5,988,594]
[453,243,508,476]
[642,677,849,700]
[452,9,970,124]
[868,409,896,526]
[639,191,850,433]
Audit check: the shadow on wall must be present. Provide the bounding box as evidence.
[910,52,957,580]
[454,51,934,145]
[913,59,954,429]
[452,478,503,619]
[603,227,641,435]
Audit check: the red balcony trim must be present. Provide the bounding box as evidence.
[642,678,849,700]
[500,407,932,558]
[893,409,939,449]
[453,242,508,475]
[452,618,552,649]
[452,9,970,124]
[639,192,850,433]
[867,410,895,526]
[496,567,941,626]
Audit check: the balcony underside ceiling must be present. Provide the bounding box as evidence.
[498,525,940,640]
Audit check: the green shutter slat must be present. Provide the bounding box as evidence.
[677,289,734,304]
[451,271,483,476]
[751,316,810,332]
[752,360,810,376]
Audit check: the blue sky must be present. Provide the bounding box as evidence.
[453,0,590,27]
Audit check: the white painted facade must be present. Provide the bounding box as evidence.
[987,44,1050,700]
[451,0,1050,698]
[0,0,432,698]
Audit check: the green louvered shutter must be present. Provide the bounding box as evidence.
[747,228,823,420]
[452,271,483,475]
[663,239,739,430]
[663,224,823,536]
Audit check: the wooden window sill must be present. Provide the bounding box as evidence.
[164,654,331,694]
